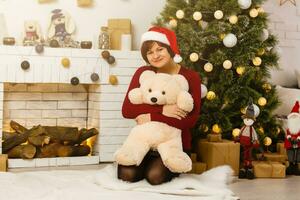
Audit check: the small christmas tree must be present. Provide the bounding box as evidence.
[155,0,283,151]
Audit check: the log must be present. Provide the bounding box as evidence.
[36,143,62,158]
[10,120,28,134]
[2,125,45,153]
[75,128,99,145]
[43,126,80,142]
[28,135,51,147]
[7,144,36,159]
[2,131,18,140]
[57,145,91,157]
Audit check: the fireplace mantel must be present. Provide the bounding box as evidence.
[0,46,143,168]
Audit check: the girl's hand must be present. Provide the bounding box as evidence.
[135,113,151,125]
[162,105,187,120]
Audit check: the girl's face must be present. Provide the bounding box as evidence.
[146,42,172,68]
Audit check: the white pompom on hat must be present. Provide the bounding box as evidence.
[141,26,183,63]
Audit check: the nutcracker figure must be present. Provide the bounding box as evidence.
[237,99,260,179]
[285,101,300,175]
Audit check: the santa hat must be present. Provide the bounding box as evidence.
[288,101,300,119]
[141,26,183,63]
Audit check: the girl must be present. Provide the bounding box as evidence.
[118,26,201,185]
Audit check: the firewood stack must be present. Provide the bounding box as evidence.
[2,121,99,159]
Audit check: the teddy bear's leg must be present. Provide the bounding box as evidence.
[114,126,151,166]
[157,137,192,173]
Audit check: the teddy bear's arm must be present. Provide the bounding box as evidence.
[177,91,194,112]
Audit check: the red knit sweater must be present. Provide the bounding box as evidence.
[122,66,201,150]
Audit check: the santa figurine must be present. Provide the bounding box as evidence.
[284,101,300,175]
[237,99,260,179]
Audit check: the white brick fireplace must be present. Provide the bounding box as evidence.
[0,46,143,168]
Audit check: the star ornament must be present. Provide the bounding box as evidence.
[280,0,297,6]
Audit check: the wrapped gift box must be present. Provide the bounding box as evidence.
[256,152,286,163]
[189,162,207,174]
[253,161,286,178]
[207,134,222,142]
[276,143,288,158]
[0,154,8,172]
[196,139,240,175]
[108,19,131,50]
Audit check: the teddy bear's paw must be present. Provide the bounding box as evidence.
[164,154,192,173]
[114,149,138,166]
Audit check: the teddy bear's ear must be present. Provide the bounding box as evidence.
[139,70,155,85]
[173,74,189,91]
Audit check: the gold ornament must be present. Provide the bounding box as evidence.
[258,97,267,106]
[257,48,265,56]
[214,10,224,19]
[236,66,245,75]
[232,128,240,137]
[249,8,259,18]
[189,53,199,62]
[61,57,70,67]
[206,91,216,100]
[109,75,118,85]
[193,11,202,21]
[212,124,222,134]
[219,33,226,40]
[264,137,272,146]
[176,10,185,19]
[204,62,213,72]
[276,127,281,134]
[262,83,272,92]
[229,15,238,24]
[252,57,262,66]
[257,7,265,13]
[258,127,265,133]
[200,124,209,132]
[169,19,178,28]
[223,60,232,69]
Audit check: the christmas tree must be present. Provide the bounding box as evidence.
[155,0,283,151]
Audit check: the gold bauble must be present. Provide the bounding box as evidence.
[206,91,216,100]
[212,124,222,134]
[176,10,185,19]
[169,19,178,28]
[257,48,265,56]
[258,127,265,133]
[252,57,262,66]
[249,8,259,18]
[236,66,245,75]
[276,127,281,134]
[214,10,224,19]
[264,137,272,146]
[262,83,272,92]
[229,15,238,24]
[258,97,267,106]
[189,53,199,62]
[232,128,240,137]
[257,7,265,13]
[200,124,209,132]
[223,60,232,69]
[109,75,118,85]
[61,57,70,67]
[204,62,213,72]
[193,11,202,21]
[219,33,226,40]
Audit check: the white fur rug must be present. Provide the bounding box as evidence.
[0,164,238,200]
[96,164,238,200]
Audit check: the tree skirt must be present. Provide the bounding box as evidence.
[0,164,238,200]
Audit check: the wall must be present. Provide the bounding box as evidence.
[263,0,300,87]
[0,0,165,50]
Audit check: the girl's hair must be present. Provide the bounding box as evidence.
[141,41,175,64]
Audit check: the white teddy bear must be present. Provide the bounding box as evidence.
[114,70,194,173]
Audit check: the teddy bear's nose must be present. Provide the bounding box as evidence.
[151,97,157,103]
